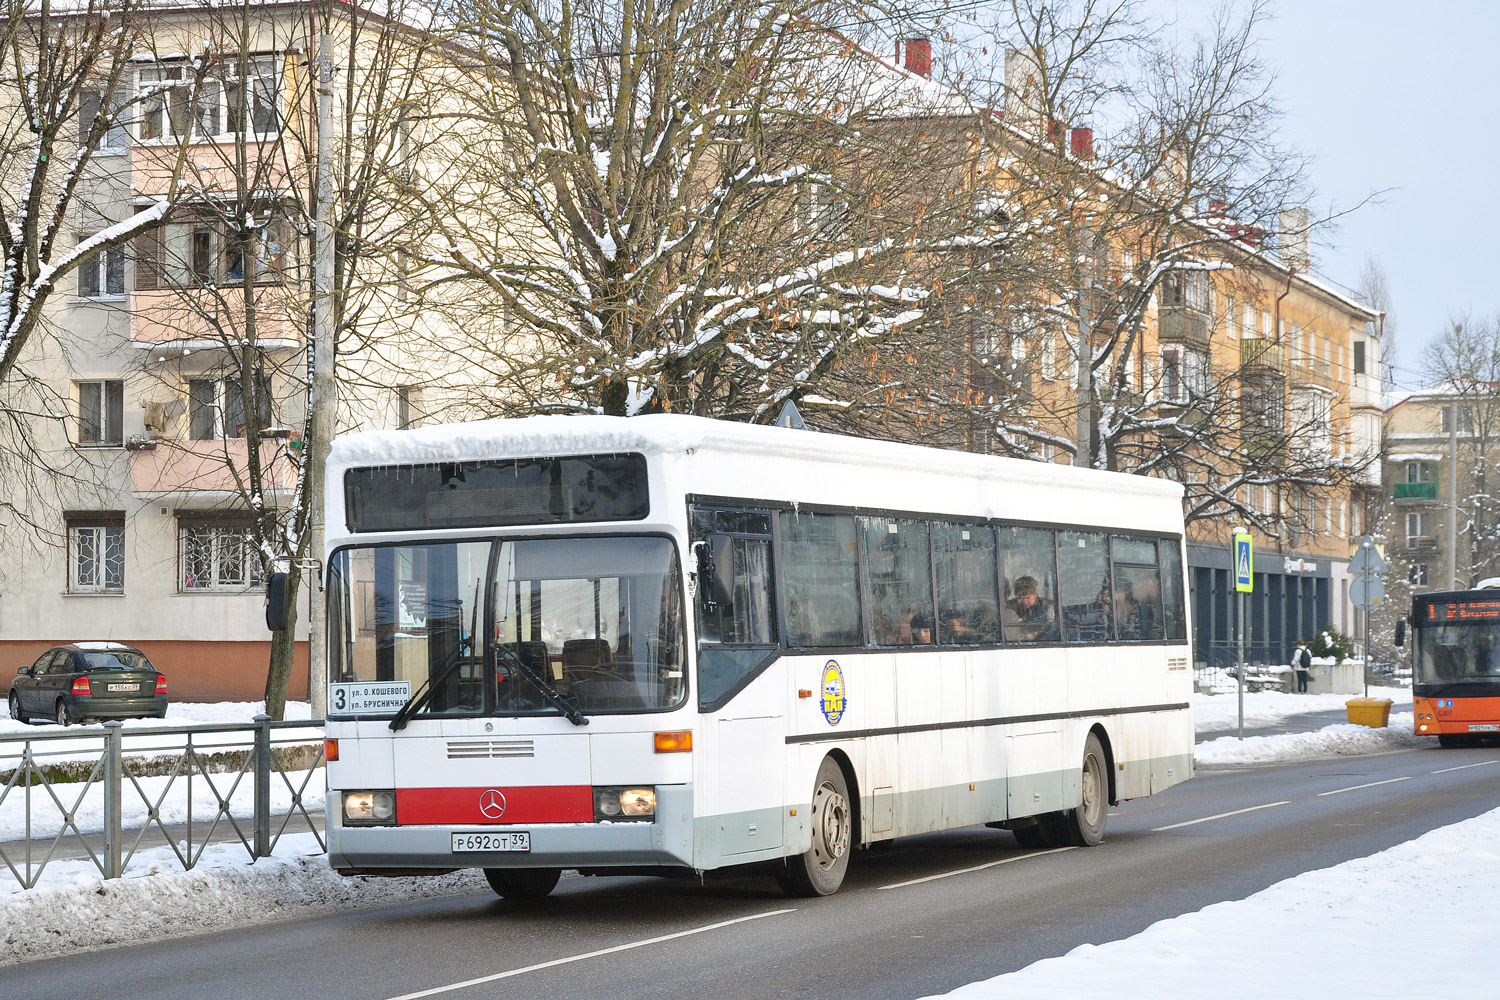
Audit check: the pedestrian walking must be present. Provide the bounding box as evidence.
[1291,638,1312,693]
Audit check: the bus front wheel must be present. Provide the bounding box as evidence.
[779,757,852,897]
[483,866,562,901]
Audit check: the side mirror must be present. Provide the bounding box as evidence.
[1394,620,1406,648]
[696,534,735,607]
[17,666,31,676]
[265,572,290,632]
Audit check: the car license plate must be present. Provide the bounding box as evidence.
[107,683,138,693]
[1468,724,1499,732]
[451,831,530,853]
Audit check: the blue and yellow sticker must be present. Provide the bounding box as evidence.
[820,659,846,726]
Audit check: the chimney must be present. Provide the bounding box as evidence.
[1278,207,1311,271]
[1069,127,1093,160]
[899,37,932,78]
[1004,47,1041,123]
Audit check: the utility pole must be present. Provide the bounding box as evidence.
[1449,401,1460,589]
[306,21,336,719]
[1232,526,1253,739]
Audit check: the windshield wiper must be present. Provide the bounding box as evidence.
[497,646,589,727]
[388,643,470,732]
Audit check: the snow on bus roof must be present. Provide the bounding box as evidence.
[329,413,1181,501]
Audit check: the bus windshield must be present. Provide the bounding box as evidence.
[328,536,685,718]
[1416,623,1500,689]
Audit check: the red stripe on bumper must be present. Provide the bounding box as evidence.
[396,786,593,825]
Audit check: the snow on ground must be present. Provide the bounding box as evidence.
[0,699,313,735]
[0,833,488,968]
[1195,713,1427,767]
[922,804,1500,999]
[1192,686,1410,733]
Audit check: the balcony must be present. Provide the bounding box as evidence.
[1395,535,1440,553]
[1393,482,1438,501]
[1240,339,1285,371]
[1157,306,1211,350]
[132,287,303,347]
[131,437,299,495]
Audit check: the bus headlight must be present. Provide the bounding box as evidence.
[343,790,397,826]
[594,786,656,822]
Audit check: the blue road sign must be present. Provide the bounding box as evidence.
[1234,532,1254,593]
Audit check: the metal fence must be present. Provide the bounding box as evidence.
[0,716,325,890]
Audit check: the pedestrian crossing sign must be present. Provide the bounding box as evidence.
[1234,532,1254,593]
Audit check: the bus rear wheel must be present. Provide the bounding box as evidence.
[1052,733,1109,847]
[483,867,562,900]
[779,757,852,897]
[1437,733,1475,748]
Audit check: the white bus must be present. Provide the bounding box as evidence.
[321,414,1193,898]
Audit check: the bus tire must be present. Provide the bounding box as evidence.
[483,866,561,900]
[1053,733,1109,847]
[779,757,853,897]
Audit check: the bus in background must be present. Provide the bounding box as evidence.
[319,414,1194,900]
[1406,587,1500,746]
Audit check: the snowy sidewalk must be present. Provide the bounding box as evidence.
[921,804,1500,999]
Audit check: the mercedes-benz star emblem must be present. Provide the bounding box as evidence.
[478,788,507,820]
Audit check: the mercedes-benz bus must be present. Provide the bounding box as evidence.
[320,413,1194,899]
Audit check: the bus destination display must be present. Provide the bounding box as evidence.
[1423,599,1500,623]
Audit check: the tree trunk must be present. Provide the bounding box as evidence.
[263,566,302,720]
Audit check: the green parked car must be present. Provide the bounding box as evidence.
[8,643,168,726]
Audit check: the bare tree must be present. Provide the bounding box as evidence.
[904,0,1370,532]
[0,0,193,536]
[403,0,995,421]
[1421,313,1500,585]
[125,0,451,716]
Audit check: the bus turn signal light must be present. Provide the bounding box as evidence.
[654,731,692,753]
[325,738,340,762]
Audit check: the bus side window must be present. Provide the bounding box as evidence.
[998,527,1059,643]
[1058,531,1111,644]
[781,512,862,647]
[1110,536,1163,642]
[1159,538,1188,641]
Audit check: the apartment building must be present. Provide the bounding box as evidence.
[1383,388,1500,593]
[0,3,478,700]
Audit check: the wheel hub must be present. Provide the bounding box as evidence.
[811,780,851,869]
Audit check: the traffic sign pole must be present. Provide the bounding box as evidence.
[1233,528,1254,740]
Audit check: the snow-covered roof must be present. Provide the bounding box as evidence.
[1387,452,1444,463]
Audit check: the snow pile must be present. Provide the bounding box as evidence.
[0,699,313,735]
[1195,713,1426,766]
[1193,687,1410,733]
[925,805,1500,999]
[0,833,487,968]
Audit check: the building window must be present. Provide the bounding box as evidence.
[1160,346,1209,403]
[77,239,126,298]
[67,513,125,593]
[78,89,130,151]
[180,517,263,591]
[1353,340,1366,375]
[76,380,124,446]
[1406,511,1431,545]
[1409,562,1429,587]
[1406,461,1432,484]
[1442,405,1474,435]
[188,375,273,440]
[138,58,279,142]
[136,210,289,290]
[1226,295,1237,339]
[1290,387,1332,453]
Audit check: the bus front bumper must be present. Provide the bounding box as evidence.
[328,784,694,872]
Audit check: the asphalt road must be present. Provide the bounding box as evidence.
[4,742,1498,1000]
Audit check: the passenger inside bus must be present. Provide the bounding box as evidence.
[1005,576,1055,641]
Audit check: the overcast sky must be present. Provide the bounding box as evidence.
[1163,0,1500,390]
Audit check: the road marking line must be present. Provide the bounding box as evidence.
[1151,800,1289,831]
[380,909,795,999]
[1431,759,1500,774]
[877,846,1075,889]
[1316,776,1411,796]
